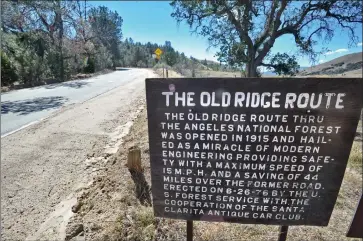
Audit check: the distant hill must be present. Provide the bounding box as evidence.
[261,70,277,77]
[261,52,362,77]
[195,58,239,72]
[197,52,362,77]
[262,67,308,77]
[299,52,362,77]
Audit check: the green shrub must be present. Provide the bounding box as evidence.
[1,51,18,86]
[94,46,113,71]
[84,57,96,73]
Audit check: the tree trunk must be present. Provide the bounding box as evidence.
[58,44,64,81]
[245,48,258,77]
[56,2,65,82]
[246,61,257,77]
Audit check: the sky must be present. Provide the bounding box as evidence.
[91,1,362,67]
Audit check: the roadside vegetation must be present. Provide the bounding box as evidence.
[3,1,361,87]
[2,1,121,87]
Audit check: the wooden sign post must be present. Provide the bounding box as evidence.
[347,194,363,238]
[187,220,193,241]
[278,225,288,241]
[145,78,362,239]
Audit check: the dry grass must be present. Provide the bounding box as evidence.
[112,206,155,241]
[296,74,363,78]
[153,68,241,78]
[196,70,242,78]
[348,141,362,169]
[154,68,183,78]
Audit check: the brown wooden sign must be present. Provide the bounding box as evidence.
[145,78,362,226]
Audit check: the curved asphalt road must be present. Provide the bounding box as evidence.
[1,68,150,136]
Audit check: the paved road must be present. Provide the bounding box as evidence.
[1,69,148,136]
[1,68,157,240]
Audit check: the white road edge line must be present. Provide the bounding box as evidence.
[1,119,42,138]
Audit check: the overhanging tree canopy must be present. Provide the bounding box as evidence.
[170,0,362,77]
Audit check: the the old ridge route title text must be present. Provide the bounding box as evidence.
[162,91,345,109]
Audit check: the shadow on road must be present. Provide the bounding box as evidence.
[1,96,68,115]
[1,80,91,93]
[43,80,90,90]
[115,68,130,71]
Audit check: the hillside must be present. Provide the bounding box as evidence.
[299,52,362,77]
[263,67,308,77]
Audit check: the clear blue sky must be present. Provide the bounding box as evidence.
[91,1,362,67]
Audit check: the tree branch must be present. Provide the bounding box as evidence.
[254,0,278,49]
[222,1,254,50]
[273,0,288,30]
[31,5,56,42]
[260,62,276,68]
[255,0,288,64]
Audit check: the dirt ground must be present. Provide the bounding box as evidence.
[154,68,183,78]
[68,100,363,240]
